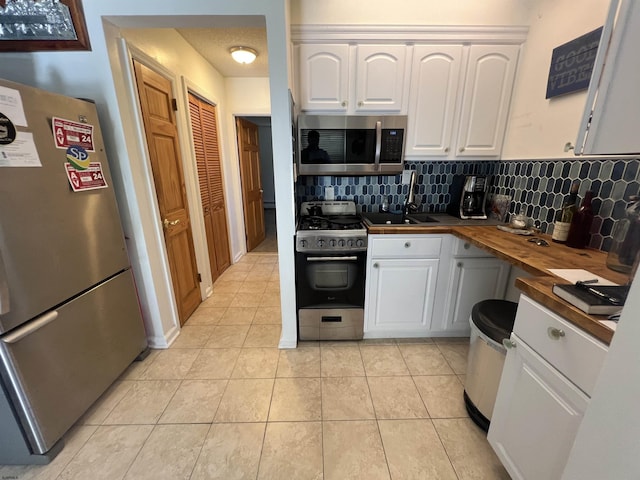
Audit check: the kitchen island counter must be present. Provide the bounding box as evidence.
[364,223,630,345]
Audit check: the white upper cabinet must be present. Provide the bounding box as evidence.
[456,45,520,157]
[298,43,408,113]
[355,45,408,112]
[406,45,463,157]
[298,44,350,112]
[576,0,640,155]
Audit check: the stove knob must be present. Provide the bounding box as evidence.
[300,239,307,248]
[356,239,365,248]
[317,239,325,247]
[329,239,337,247]
[347,239,354,247]
[338,239,346,247]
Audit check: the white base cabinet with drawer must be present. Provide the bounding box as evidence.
[364,234,443,337]
[488,295,608,480]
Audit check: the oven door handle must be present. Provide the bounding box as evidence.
[307,256,359,262]
[374,120,382,171]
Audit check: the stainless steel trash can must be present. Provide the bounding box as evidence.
[464,299,517,431]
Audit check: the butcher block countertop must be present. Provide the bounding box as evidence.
[366,222,631,345]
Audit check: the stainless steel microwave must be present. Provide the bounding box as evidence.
[297,115,407,176]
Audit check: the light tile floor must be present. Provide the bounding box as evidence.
[0,253,509,479]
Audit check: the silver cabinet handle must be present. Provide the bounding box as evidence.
[444,147,450,153]
[459,147,465,153]
[0,249,10,315]
[373,263,379,268]
[457,262,463,268]
[464,243,471,250]
[3,311,58,344]
[358,101,363,107]
[503,338,517,349]
[341,101,347,107]
[163,218,181,228]
[547,327,566,340]
[404,242,411,248]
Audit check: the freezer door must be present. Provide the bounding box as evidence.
[0,269,146,455]
[0,79,130,333]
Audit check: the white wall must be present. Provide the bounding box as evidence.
[0,0,296,349]
[502,0,610,159]
[291,0,533,25]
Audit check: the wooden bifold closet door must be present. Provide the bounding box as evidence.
[188,92,231,283]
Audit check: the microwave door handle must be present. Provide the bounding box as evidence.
[0,249,10,315]
[374,120,382,171]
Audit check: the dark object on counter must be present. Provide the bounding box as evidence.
[552,283,629,315]
[307,204,323,216]
[552,182,579,243]
[607,196,640,273]
[447,175,488,220]
[566,191,594,248]
[465,299,518,431]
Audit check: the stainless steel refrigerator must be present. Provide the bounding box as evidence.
[0,79,147,464]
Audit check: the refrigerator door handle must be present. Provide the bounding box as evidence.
[2,311,58,344]
[0,250,9,315]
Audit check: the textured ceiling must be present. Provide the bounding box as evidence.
[177,27,268,77]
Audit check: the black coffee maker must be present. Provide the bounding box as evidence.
[447,175,488,219]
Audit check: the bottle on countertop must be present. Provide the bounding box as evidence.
[552,182,579,243]
[566,190,595,249]
[606,196,640,273]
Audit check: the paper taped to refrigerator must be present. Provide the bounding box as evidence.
[0,131,41,167]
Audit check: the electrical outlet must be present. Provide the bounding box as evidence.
[325,186,335,200]
[402,170,412,184]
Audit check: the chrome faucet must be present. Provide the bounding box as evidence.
[402,170,419,219]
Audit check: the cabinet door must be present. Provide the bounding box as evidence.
[488,336,589,480]
[299,44,350,111]
[355,45,407,112]
[456,45,520,157]
[576,0,640,155]
[405,45,463,157]
[365,258,438,335]
[444,257,511,334]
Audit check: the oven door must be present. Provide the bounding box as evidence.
[295,252,366,309]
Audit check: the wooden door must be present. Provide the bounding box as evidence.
[188,92,231,283]
[133,60,200,325]
[236,118,266,251]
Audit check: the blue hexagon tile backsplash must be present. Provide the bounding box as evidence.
[295,158,640,251]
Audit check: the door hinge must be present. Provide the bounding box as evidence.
[171,98,178,111]
[197,273,202,282]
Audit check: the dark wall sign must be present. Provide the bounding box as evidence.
[546,27,603,99]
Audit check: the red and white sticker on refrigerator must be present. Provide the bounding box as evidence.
[65,162,108,192]
[52,117,95,151]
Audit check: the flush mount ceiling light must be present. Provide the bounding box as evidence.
[230,46,257,64]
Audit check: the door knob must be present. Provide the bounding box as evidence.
[163,218,181,229]
[502,338,517,349]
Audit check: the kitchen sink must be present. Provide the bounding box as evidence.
[407,213,439,223]
[361,212,440,225]
[361,212,415,225]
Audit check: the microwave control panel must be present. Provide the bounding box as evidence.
[380,129,405,162]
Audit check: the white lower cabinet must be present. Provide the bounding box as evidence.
[364,235,442,337]
[440,256,511,335]
[488,295,608,480]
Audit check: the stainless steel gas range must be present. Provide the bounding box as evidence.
[295,201,367,341]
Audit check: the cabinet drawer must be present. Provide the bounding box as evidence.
[513,295,608,397]
[452,237,492,257]
[369,235,442,258]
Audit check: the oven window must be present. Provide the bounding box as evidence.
[306,262,357,290]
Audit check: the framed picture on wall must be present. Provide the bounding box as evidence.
[0,0,91,51]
